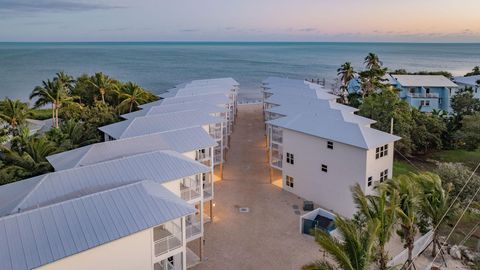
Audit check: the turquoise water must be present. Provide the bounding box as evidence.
[0,42,479,101]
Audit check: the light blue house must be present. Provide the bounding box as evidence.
[390,75,458,112]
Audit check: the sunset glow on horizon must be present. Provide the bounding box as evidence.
[0,0,479,42]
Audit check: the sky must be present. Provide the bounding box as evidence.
[0,0,479,42]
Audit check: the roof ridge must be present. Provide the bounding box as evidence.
[2,180,153,220]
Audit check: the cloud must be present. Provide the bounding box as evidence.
[180,29,200,32]
[297,28,317,32]
[0,0,121,12]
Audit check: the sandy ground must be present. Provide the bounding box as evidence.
[193,103,323,270]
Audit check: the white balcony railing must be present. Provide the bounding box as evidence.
[185,215,202,239]
[153,223,182,257]
[407,92,440,98]
[181,186,201,201]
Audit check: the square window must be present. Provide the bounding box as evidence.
[286,175,294,188]
[367,176,373,187]
[286,152,294,165]
[321,164,328,173]
[327,141,334,149]
[379,169,389,182]
[375,144,389,159]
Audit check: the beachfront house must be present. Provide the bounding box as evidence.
[262,77,400,218]
[99,110,226,169]
[0,150,212,270]
[453,75,480,99]
[390,74,459,112]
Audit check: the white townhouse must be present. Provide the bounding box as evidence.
[267,112,400,217]
[120,101,230,148]
[138,93,235,147]
[98,110,226,173]
[46,127,217,224]
[453,75,480,99]
[0,150,211,270]
[261,77,400,218]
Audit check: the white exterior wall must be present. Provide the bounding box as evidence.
[281,129,367,218]
[163,179,182,197]
[37,229,154,270]
[182,150,196,160]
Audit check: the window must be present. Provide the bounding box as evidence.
[327,141,334,149]
[420,100,430,106]
[286,175,294,188]
[426,88,430,94]
[321,164,328,173]
[286,152,294,165]
[379,169,389,182]
[367,176,373,187]
[375,144,389,159]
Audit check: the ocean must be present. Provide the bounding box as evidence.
[0,42,479,102]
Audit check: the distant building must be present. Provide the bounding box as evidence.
[453,75,480,99]
[391,74,458,112]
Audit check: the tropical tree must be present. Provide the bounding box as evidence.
[352,184,398,270]
[116,82,150,113]
[387,174,421,270]
[302,217,380,270]
[465,66,480,76]
[30,79,77,128]
[364,52,383,70]
[89,72,117,104]
[454,112,480,150]
[0,98,30,133]
[337,62,356,104]
[54,71,75,92]
[416,173,453,257]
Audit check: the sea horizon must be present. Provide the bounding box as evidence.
[1,41,479,102]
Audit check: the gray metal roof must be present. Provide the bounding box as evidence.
[453,75,480,86]
[121,101,227,120]
[267,112,400,149]
[2,150,209,216]
[0,175,44,217]
[0,180,195,270]
[47,127,217,171]
[99,110,224,139]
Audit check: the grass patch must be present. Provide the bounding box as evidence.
[30,109,52,120]
[393,160,417,177]
[429,149,480,170]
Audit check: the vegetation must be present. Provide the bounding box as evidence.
[464,66,480,77]
[302,217,379,270]
[338,55,480,157]
[0,71,158,185]
[391,69,453,79]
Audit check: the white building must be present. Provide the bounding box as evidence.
[0,150,211,270]
[453,75,480,99]
[99,110,226,167]
[262,77,400,218]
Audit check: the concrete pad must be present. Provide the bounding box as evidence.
[193,104,323,270]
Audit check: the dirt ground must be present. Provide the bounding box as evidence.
[193,104,323,270]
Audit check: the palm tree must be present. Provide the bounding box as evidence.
[0,98,30,132]
[54,71,75,92]
[116,82,149,113]
[387,174,421,270]
[89,72,117,104]
[302,217,380,270]
[337,62,356,104]
[30,79,77,128]
[352,184,398,270]
[364,53,383,70]
[416,173,453,257]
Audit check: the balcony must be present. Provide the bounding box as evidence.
[185,214,202,240]
[153,222,183,257]
[180,176,201,202]
[203,174,213,200]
